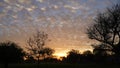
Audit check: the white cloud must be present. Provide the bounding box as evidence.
[41,7,46,11]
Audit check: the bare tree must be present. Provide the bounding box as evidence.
[87,4,120,55]
[27,30,48,64]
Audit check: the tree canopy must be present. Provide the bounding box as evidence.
[87,4,120,55]
[0,41,25,63]
[0,41,25,68]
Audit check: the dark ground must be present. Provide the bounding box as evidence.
[0,63,120,68]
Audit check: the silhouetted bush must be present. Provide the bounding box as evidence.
[0,41,25,68]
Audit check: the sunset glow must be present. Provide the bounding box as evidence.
[56,53,67,57]
[53,52,67,58]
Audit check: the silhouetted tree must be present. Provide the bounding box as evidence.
[83,50,92,56]
[26,30,54,66]
[92,44,113,56]
[82,50,93,63]
[0,41,25,68]
[92,44,116,63]
[66,49,80,63]
[87,3,120,56]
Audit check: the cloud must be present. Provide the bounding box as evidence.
[37,0,44,3]
[18,0,32,5]
[40,7,46,11]
[0,0,116,53]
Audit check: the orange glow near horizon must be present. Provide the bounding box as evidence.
[52,50,68,59]
[53,52,67,58]
[53,52,67,60]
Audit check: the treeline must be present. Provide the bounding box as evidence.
[24,47,120,64]
[0,41,120,68]
[0,41,120,65]
[62,49,120,64]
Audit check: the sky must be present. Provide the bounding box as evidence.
[0,0,119,57]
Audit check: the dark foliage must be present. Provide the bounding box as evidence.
[42,57,60,63]
[87,3,120,56]
[0,41,25,68]
[65,49,80,63]
[63,49,94,63]
[39,47,55,59]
